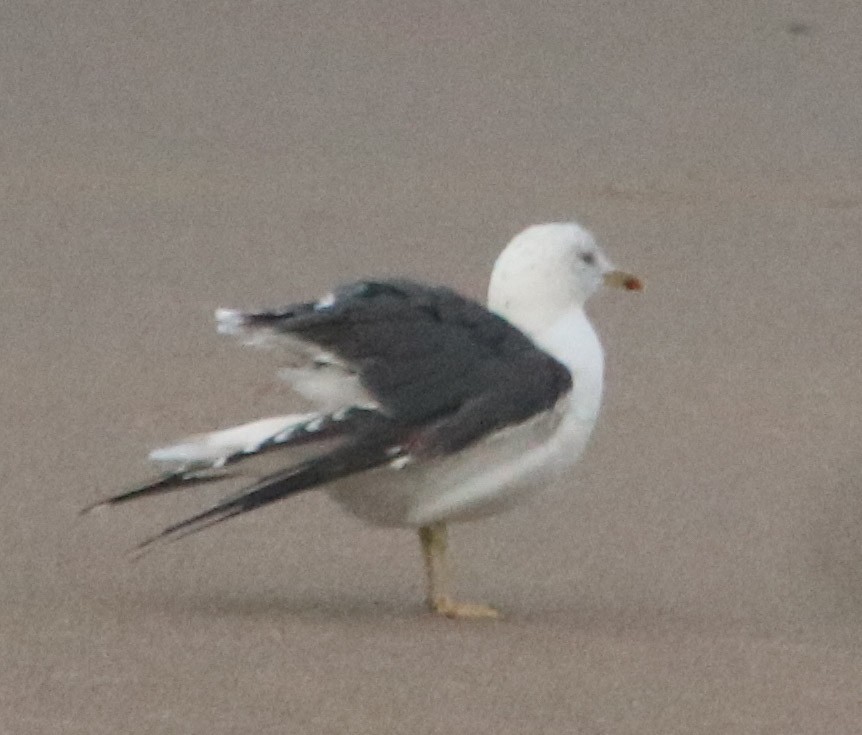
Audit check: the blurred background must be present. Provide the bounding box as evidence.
[1,1,860,732]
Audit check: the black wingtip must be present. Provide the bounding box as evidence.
[121,429,400,558]
[79,500,104,516]
[80,470,236,516]
[129,501,247,557]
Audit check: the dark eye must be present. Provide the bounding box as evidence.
[579,252,596,265]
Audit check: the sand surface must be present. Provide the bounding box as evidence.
[2,2,861,732]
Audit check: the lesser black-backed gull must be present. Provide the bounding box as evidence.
[83,222,641,619]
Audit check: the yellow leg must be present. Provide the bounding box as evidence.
[418,523,500,619]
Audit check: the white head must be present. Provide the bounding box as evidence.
[487,222,641,337]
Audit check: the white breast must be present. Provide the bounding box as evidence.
[535,306,605,424]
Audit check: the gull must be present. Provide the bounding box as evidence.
[83,222,641,619]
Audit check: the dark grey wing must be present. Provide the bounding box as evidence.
[221,279,573,452]
[131,280,572,550]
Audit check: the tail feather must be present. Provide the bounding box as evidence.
[147,414,314,469]
[134,431,402,554]
[82,409,381,515]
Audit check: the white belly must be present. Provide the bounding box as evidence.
[326,398,597,527]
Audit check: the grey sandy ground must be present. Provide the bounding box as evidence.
[2,2,861,733]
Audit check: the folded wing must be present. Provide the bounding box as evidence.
[94,279,573,548]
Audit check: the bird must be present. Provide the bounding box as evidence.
[83,222,641,619]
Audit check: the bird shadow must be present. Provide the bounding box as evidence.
[108,586,719,634]
[113,588,431,625]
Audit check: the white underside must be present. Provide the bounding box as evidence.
[326,396,593,526]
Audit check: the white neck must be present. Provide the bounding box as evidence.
[533,306,605,424]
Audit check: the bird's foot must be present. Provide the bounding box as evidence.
[429,595,500,620]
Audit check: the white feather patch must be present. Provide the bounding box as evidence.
[148,414,314,469]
